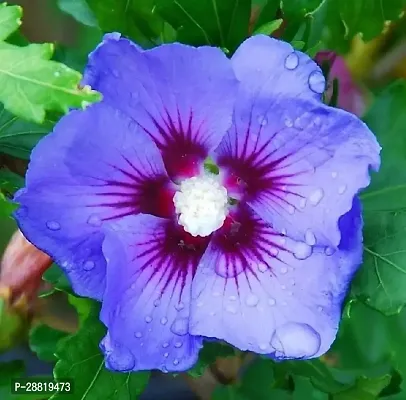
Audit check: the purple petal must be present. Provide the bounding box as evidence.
[232,35,325,101]
[100,214,208,372]
[215,97,380,248]
[84,33,238,181]
[14,103,173,300]
[190,202,363,359]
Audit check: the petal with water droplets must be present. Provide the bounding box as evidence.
[190,202,363,359]
[100,214,206,372]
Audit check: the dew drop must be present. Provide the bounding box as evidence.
[164,352,169,358]
[162,365,168,372]
[83,260,95,271]
[229,295,237,302]
[331,171,338,179]
[46,221,60,231]
[245,294,259,307]
[170,318,189,336]
[162,342,169,348]
[145,316,152,323]
[175,302,185,311]
[259,343,268,351]
[87,214,102,227]
[258,263,268,273]
[284,117,293,127]
[196,301,204,308]
[111,69,120,78]
[299,198,307,209]
[173,359,180,366]
[293,241,312,260]
[308,70,325,94]
[286,205,295,215]
[258,115,268,126]
[309,188,324,206]
[305,229,316,246]
[285,52,299,70]
[271,322,321,358]
[317,306,323,312]
[280,267,288,275]
[135,332,142,338]
[281,229,287,236]
[154,299,161,307]
[160,317,168,325]
[106,346,135,372]
[338,184,347,194]
[325,246,335,256]
[270,248,279,256]
[174,341,183,348]
[268,298,276,306]
[54,71,61,77]
[226,305,237,314]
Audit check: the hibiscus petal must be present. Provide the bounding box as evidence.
[214,97,380,247]
[190,202,362,358]
[83,33,238,180]
[232,35,325,101]
[100,215,207,372]
[14,103,173,300]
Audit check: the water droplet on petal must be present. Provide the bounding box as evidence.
[285,52,299,70]
[229,295,237,301]
[196,301,204,308]
[174,341,183,348]
[111,69,120,78]
[173,359,180,366]
[259,343,268,351]
[317,306,323,312]
[268,298,276,306]
[175,302,184,311]
[145,316,152,323]
[338,184,347,194]
[305,229,316,246]
[280,267,288,274]
[271,322,321,358]
[245,294,259,307]
[270,248,279,256]
[308,71,325,94]
[162,364,168,372]
[286,205,295,215]
[87,214,102,227]
[258,115,268,126]
[293,242,312,260]
[299,198,307,209]
[164,352,169,358]
[325,246,335,256]
[309,188,324,206]
[160,317,168,325]
[162,342,169,348]
[154,299,161,307]
[281,229,287,236]
[331,171,338,179]
[46,221,60,231]
[135,332,142,338]
[170,318,189,336]
[284,117,293,127]
[106,346,135,372]
[258,263,268,273]
[83,260,95,271]
[226,305,237,314]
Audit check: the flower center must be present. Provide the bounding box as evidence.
[173,175,228,237]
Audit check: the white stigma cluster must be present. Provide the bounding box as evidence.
[173,175,228,237]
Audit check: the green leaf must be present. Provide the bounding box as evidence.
[293,377,328,399]
[253,19,283,35]
[0,192,16,217]
[0,4,22,41]
[361,82,406,212]
[87,0,165,47]
[156,0,251,52]
[29,324,67,362]
[188,341,234,377]
[354,209,406,315]
[0,104,52,159]
[333,375,391,400]
[0,360,24,400]
[239,358,275,400]
[57,0,98,27]
[0,4,100,124]
[331,302,391,371]
[282,0,325,19]
[0,169,24,195]
[41,264,72,297]
[53,302,150,400]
